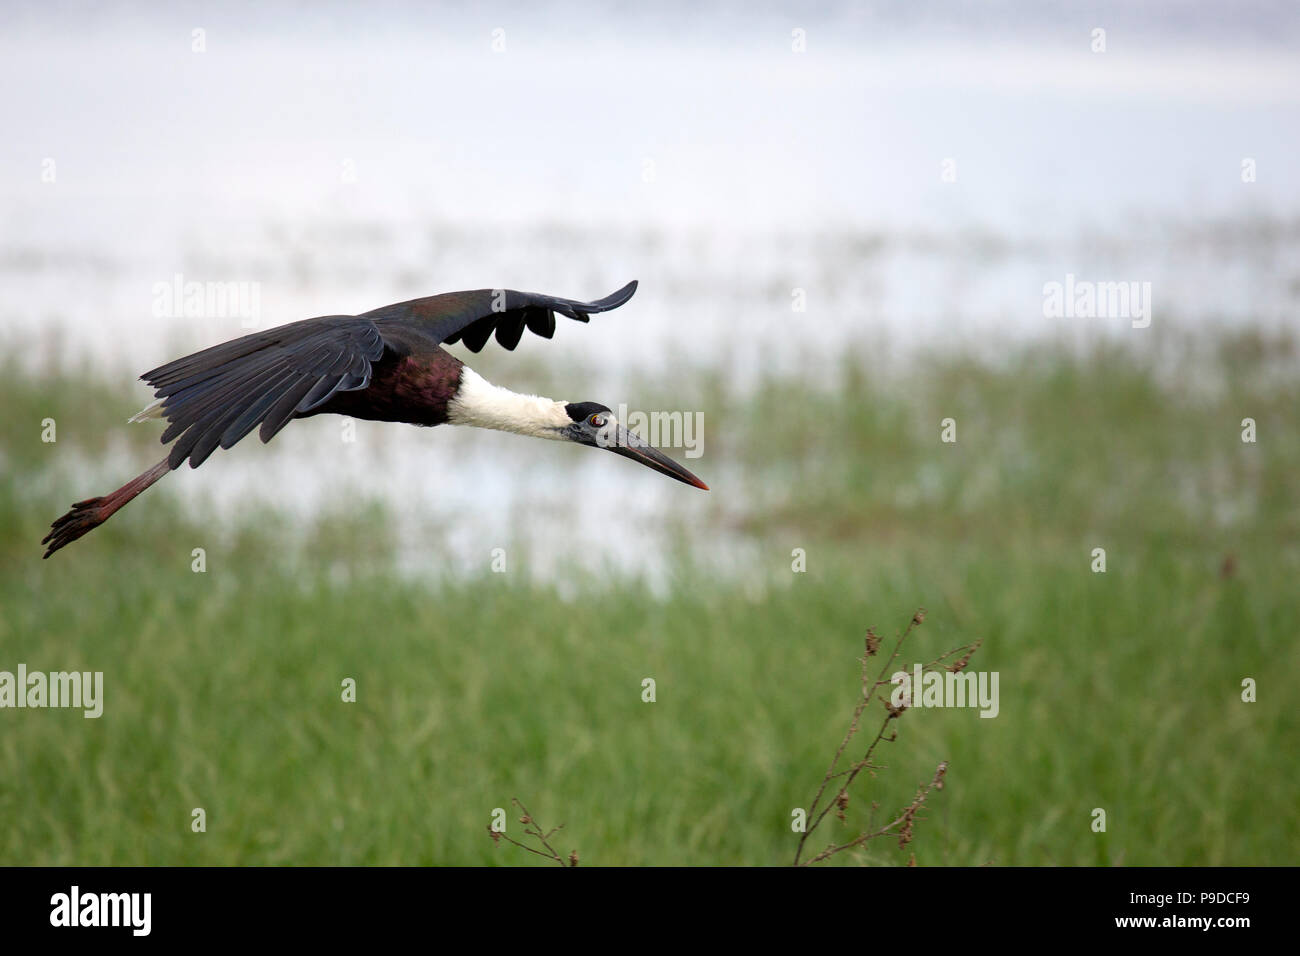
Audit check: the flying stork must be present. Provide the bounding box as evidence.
[42,280,707,558]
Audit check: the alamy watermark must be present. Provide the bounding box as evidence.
[891,664,999,718]
[1043,274,1151,328]
[593,405,704,458]
[50,886,150,936]
[0,665,103,718]
[151,273,262,328]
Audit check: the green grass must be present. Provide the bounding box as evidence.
[1,329,1296,865]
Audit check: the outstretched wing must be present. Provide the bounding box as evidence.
[137,282,635,469]
[362,280,637,353]
[140,315,388,469]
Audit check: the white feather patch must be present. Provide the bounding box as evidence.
[446,367,571,440]
[128,399,164,423]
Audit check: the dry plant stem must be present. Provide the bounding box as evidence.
[491,798,575,867]
[794,609,923,865]
[793,608,978,866]
[803,762,948,865]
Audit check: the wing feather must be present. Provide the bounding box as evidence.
[141,316,387,469]
[363,280,636,351]
[136,283,633,470]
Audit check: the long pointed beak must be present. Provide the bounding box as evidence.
[604,424,709,490]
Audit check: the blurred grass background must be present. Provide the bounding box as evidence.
[1,327,1296,865]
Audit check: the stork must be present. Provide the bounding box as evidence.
[42,280,707,558]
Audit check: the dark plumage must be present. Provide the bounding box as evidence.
[42,280,708,560]
[143,281,638,471]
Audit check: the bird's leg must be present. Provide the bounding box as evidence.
[42,457,171,558]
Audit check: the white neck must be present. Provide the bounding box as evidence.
[447,366,571,440]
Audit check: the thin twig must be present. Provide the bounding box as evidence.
[488,798,577,867]
[794,607,976,866]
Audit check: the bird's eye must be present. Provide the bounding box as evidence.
[589,414,606,428]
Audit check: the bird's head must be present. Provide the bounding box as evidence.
[561,402,709,490]
[445,368,709,490]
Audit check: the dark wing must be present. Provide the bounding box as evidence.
[361,280,637,353]
[141,315,388,469]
